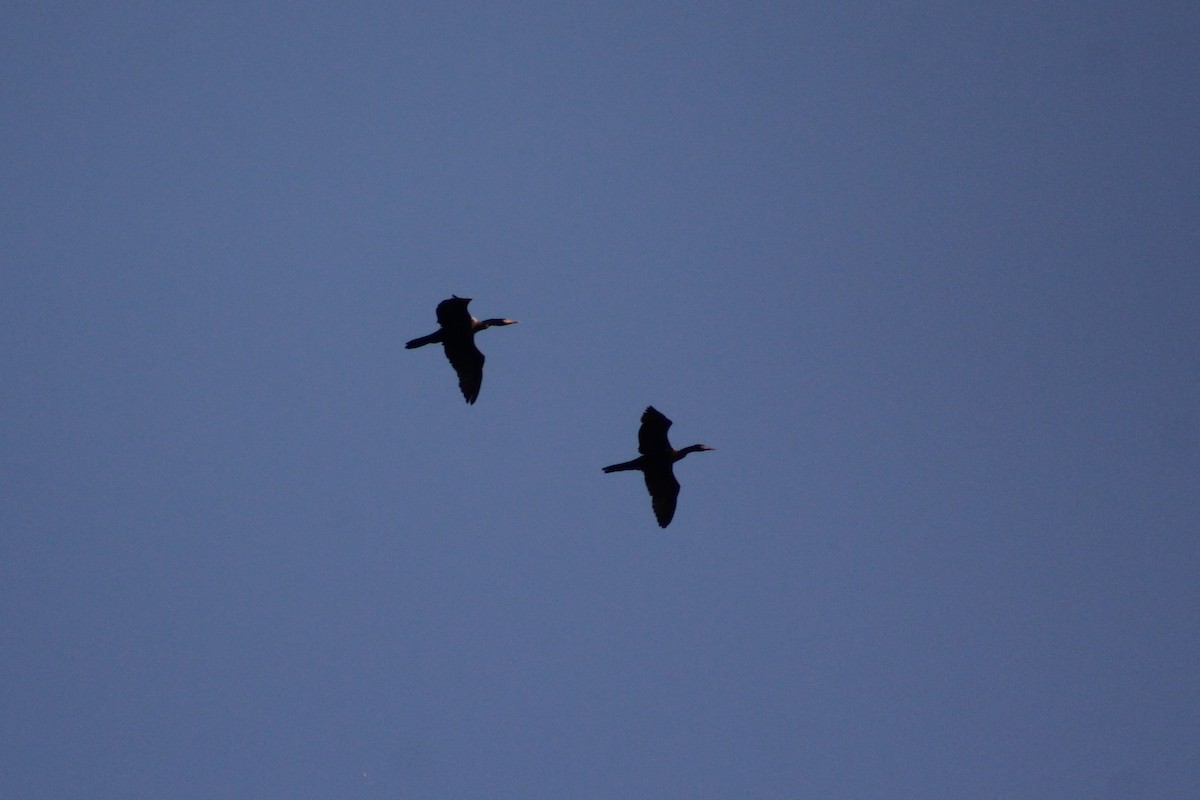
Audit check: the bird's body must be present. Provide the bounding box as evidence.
[603,406,713,527]
[405,296,517,404]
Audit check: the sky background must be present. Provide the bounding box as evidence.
[2,3,1198,798]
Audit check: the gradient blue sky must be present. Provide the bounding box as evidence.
[3,3,1198,798]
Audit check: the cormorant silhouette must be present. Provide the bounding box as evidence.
[405,296,517,404]
[602,406,714,527]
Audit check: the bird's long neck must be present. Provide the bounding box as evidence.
[674,444,709,462]
[478,317,517,330]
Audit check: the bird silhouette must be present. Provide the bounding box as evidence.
[405,296,517,404]
[603,406,714,527]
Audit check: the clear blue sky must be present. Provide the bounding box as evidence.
[3,4,1197,798]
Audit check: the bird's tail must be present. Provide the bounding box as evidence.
[405,331,442,349]
[602,460,638,473]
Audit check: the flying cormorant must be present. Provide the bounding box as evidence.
[405,296,517,404]
[602,406,714,527]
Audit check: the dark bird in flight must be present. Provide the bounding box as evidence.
[602,406,714,528]
[405,296,518,404]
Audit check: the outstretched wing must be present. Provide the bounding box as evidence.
[643,464,681,528]
[436,296,472,328]
[638,406,673,455]
[443,337,485,404]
